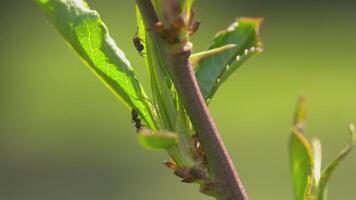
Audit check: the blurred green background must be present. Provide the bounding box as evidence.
[0,0,355,199]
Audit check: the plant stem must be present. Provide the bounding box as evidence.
[135,0,248,199]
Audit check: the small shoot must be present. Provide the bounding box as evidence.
[289,98,355,200]
[289,97,313,200]
[317,124,356,200]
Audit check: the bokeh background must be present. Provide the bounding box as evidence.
[0,0,355,199]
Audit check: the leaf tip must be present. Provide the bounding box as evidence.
[238,17,264,27]
[238,17,264,48]
[294,96,306,132]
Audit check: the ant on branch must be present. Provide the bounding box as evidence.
[133,32,145,56]
[131,109,144,131]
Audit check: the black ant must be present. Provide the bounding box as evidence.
[133,33,145,56]
[131,109,143,131]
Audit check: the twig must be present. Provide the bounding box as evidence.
[135,0,248,199]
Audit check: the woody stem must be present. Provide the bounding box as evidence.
[135,0,249,199]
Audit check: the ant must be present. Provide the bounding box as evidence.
[133,33,145,56]
[131,109,143,131]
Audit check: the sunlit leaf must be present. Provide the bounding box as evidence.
[137,129,178,150]
[35,0,156,129]
[317,125,356,200]
[194,17,263,102]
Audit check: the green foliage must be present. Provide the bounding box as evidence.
[178,0,194,11]
[178,0,194,22]
[194,18,263,102]
[36,0,263,166]
[35,0,156,129]
[289,98,313,200]
[289,98,355,200]
[317,125,355,200]
[135,6,196,167]
[36,0,355,199]
[137,129,178,150]
[151,0,162,18]
[136,6,181,132]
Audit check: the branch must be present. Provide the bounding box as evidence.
[135,0,248,199]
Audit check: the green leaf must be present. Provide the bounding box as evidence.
[290,129,314,200]
[35,0,156,129]
[137,129,178,150]
[151,0,162,18]
[317,125,356,200]
[178,0,194,12]
[194,18,263,102]
[178,0,194,21]
[136,6,176,131]
[136,6,195,166]
[136,6,192,135]
[311,138,322,186]
[290,98,314,200]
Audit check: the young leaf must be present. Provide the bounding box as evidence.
[178,0,194,12]
[151,0,162,19]
[194,18,263,102]
[311,138,322,186]
[136,6,176,131]
[317,125,356,200]
[136,6,196,166]
[137,129,178,150]
[35,0,156,129]
[178,0,194,22]
[290,129,314,200]
[289,98,314,200]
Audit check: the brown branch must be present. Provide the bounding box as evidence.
[135,0,248,199]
